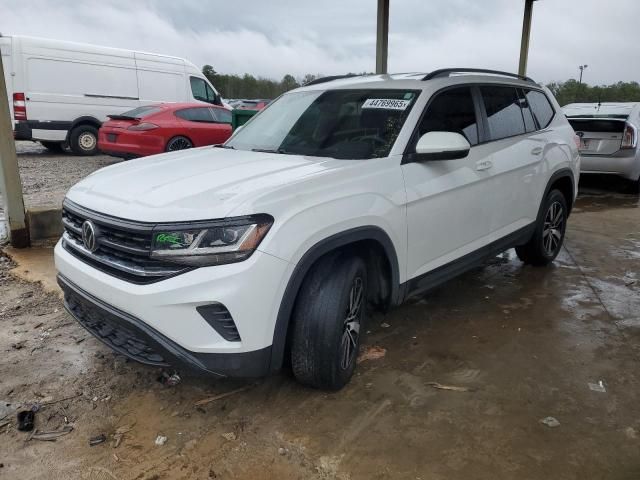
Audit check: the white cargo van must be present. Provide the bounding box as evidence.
[0,35,224,155]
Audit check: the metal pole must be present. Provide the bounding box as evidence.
[376,0,389,74]
[0,52,29,247]
[518,0,535,76]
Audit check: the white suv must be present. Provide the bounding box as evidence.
[55,69,580,390]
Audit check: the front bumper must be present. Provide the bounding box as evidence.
[55,240,293,377]
[59,275,272,377]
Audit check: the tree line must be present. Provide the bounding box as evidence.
[203,65,640,106]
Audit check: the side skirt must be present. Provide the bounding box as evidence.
[399,223,535,302]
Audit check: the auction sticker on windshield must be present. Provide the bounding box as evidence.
[362,98,410,110]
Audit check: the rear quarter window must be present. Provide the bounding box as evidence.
[525,90,555,129]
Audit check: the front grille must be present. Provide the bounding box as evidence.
[64,282,169,366]
[62,200,189,284]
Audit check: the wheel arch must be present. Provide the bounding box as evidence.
[544,168,575,216]
[67,116,102,137]
[268,226,401,372]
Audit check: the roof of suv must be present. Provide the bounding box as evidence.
[298,69,542,92]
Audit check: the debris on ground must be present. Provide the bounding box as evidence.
[588,380,606,393]
[194,385,254,407]
[540,416,561,428]
[17,410,35,431]
[157,370,182,387]
[155,435,168,446]
[29,425,73,442]
[426,382,472,392]
[112,424,134,448]
[221,432,236,441]
[357,346,387,363]
[89,434,107,446]
[278,447,287,455]
[380,322,391,328]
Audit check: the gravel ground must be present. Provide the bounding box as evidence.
[0,141,121,215]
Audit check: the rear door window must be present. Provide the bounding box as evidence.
[418,87,479,145]
[517,89,537,133]
[525,90,555,129]
[211,108,232,123]
[480,86,526,140]
[175,107,215,122]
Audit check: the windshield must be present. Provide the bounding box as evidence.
[226,89,420,159]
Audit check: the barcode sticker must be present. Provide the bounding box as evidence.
[362,98,410,110]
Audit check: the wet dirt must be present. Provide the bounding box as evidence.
[1,181,640,479]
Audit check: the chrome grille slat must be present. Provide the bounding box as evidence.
[61,202,189,284]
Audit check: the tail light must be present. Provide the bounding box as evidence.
[127,122,158,131]
[13,93,27,121]
[573,134,581,149]
[621,123,637,149]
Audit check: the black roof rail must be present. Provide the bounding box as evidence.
[422,68,536,83]
[304,74,360,86]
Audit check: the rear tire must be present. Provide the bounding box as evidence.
[290,254,368,390]
[69,125,99,156]
[166,136,193,152]
[40,141,64,153]
[516,189,567,266]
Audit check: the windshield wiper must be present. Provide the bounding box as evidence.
[214,144,235,149]
[251,148,290,154]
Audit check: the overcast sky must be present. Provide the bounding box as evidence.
[1,0,638,85]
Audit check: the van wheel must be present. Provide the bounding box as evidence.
[291,254,368,390]
[69,126,99,156]
[40,141,64,153]
[516,189,567,266]
[166,136,193,152]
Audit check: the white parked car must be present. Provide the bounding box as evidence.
[564,102,640,191]
[55,69,579,390]
[0,34,224,155]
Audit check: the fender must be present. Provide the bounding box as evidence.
[268,226,401,372]
[540,168,576,217]
[68,115,103,134]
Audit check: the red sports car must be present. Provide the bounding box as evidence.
[98,103,233,158]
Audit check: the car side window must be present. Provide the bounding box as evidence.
[480,86,526,140]
[517,88,537,133]
[175,107,214,122]
[418,87,479,146]
[525,89,555,129]
[211,108,232,124]
[190,77,218,104]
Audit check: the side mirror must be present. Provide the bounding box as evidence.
[412,131,471,161]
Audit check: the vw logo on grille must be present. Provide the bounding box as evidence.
[82,220,98,253]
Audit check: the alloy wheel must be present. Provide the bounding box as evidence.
[168,138,192,151]
[340,276,363,370]
[542,201,564,256]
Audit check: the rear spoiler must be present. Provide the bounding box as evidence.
[107,114,140,120]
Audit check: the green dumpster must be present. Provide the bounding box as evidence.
[232,109,259,131]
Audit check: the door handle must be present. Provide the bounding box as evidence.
[531,147,543,156]
[475,159,493,171]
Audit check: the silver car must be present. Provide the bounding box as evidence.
[564,102,640,192]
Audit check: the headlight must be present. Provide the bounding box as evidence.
[150,214,273,266]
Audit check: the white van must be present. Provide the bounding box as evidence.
[0,35,224,155]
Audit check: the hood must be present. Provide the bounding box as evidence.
[66,147,342,222]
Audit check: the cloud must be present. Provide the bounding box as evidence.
[1,0,638,84]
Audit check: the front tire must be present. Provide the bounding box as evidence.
[516,189,567,266]
[69,125,99,156]
[291,254,368,390]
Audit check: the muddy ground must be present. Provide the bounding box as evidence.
[1,175,640,479]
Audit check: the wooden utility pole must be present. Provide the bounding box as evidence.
[0,52,29,247]
[518,0,536,77]
[376,0,389,74]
